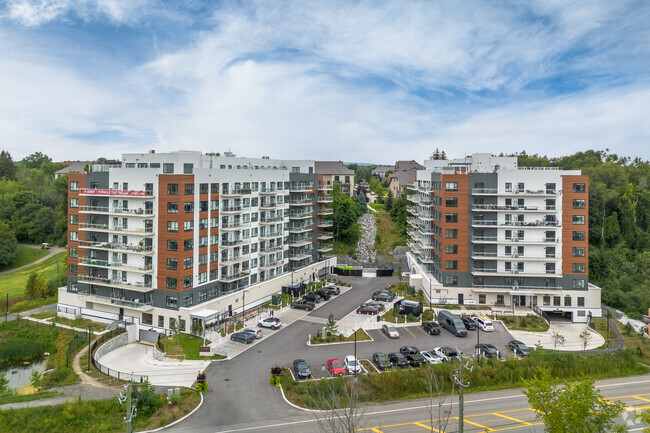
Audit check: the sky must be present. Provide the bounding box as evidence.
[1,0,649,164]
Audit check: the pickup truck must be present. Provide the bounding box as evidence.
[290,299,315,311]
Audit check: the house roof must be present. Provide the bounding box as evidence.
[54,161,91,175]
[389,170,417,187]
[395,160,424,171]
[315,161,354,175]
[372,165,394,174]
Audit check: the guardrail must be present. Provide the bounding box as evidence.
[91,328,149,382]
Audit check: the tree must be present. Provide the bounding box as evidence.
[310,378,367,433]
[550,330,565,350]
[25,272,50,299]
[326,313,338,335]
[0,375,8,395]
[420,365,453,433]
[0,151,16,180]
[523,370,625,433]
[21,152,51,169]
[636,408,650,433]
[396,266,403,282]
[579,328,592,351]
[385,190,393,212]
[0,221,18,269]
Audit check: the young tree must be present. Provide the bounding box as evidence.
[326,313,338,335]
[636,408,650,433]
[396,266,403,283]
[384,190,393,212]
[550,330,565,350]
[0,151,16,180]
[25,272,50,299]
[420,365,454,432]
[523,370,625,433]
[579,328,592,351]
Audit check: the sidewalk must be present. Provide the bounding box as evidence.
[0,244,66,276]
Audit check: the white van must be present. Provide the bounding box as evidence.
[472,316,494,332]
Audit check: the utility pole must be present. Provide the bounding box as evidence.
[87,325,91,372]
[476,323,480,361]
[5,293,8,322]
[118,376,136,433]
[453,351,473,433]
[354,328,357,378]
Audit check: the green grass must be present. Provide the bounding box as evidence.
[52,316,107,331]
[3,246,49,271]
[9,296,58,313]
[380,309,420,324]
[310,329,372,345]
[0,391,61,405]
[498,314,549,332]
[375,210,407,259]
[159,333,224,360]
[368,202,384,211]
[332,241,356,257]
[0,252,66,301]
[30,311,56,320]
[0,387,201,433]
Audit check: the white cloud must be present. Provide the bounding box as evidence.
[6,0,153,26]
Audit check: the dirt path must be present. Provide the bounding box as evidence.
[0,243,66,276]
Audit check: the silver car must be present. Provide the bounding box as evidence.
[241,328,263,339]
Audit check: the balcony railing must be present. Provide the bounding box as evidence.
[472,188,498,194]
[79,259,153,272]
[78,241,153,254]
[80,188,153,197]
[78,223,154,234]
[77,292,153,309]
[221,188,252,196]
[79,206,154,216]
[259,187,277,194]
[289,199,313,206]
[220,271,250,281]
[77,275,153,291]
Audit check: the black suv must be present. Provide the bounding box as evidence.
[304,293,322,303]
[372,352,391,370]
[461,317,477,330]
[388,352,409,368]
[475,343,500,358]
[315,289,332,300]
[230,332,255,344]
[422,321,441,335]
[292,359,311,380]
[508,340,532,356]
[372,290,396,302]
[405,353,427,367]
[291,299,315,311]
[321,286,340,295]
[399,346,420,356]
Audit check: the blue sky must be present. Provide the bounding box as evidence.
[1,0,649,163]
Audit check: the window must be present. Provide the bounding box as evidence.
[572,231,585,241]
[497,294,504,304]
[70,214,78,225]
[210,217,218,228]
[505,182,512,192]
[573,279,586,289]
[445,229,458,239]
[573,199,586,209]
[445,244,458,254]
[564,296,571,307]
[553,296,561,306]
[210,269,218,281]
[70,181,79,191]
[199,218,208,230]
[167,202,178,214]
[167,183,178,195]
[199,254,207,265]
[445,197,458,207]
[518,182,525,192]
[199,183,208,194]
[185,183,194,195]
[184,257,193,269]
[572,263,585,273]
[184,202,194,213]
[158,316,164,327]
[445,182,458,191]
[167,240,177,251]
[445,275,458,285]
[573,215,585,225]
[445,213,458,223]
[211,183,219,194]
[183,276,193,288]
[479,294,486,304]
[142,313,152,325]
[167,221,178,232]
[184,221,194,232]
[166,259,177,270]
[184,163,193,174]
[68,248,77,258]
[68,264,77,275]
[69,231,78,241]
[577,297,585,307]
[445,260,458,270]
[198,272,207,284]
[166,295,177,307]
[166,278,177,290]
[198,290,207,302]
[199,236,208,247]
[573,183,586,193]
[572,247,585,257]
[184,239,193,250]
[210,252,218,263]
[181,294,194,309]
[70,198,78,208]
[543,295,550,306]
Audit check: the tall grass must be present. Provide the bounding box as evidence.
[0,340,49,364]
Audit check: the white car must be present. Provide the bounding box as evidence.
[258,317,282,329]
[471,316,494,332]
[344,355,362,375]
[421,351,444,364]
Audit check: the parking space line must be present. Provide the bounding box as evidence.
[632,395,650,403]
[412,421,445,432]
[492,412,533,425]
[365,428,385,433]
[403,327,417,338]
[417,326,429,336]
[463,419,494,431]
[377,330,390,341]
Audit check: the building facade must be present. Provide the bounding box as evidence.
[60,151,335,333]
[314,161,355,196]
[407,153,600,323]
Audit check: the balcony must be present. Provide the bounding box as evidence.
[220,239,245,247]
[290,239,312,248]
[220,271,250,282]
[318,184,333,191]
[317,209,333,216]
[77,292,153,310]
[290,212,312,220]
[77,275,153,292]
[471,268,562,277]
[221,205,245,213]
[501,189,560,196]
[259,187,278,194]
[220,221,251,231]
[290,185,314,192]
[472,188,498,195]
[78,223,154,236]
[318,234,333,241]
[471,220,561,228]
[259,245,284,254]
[317,195,333,203]
[260,216,284,224]
[471,204,559,212]
[260,260,283,270]
[260,202,280,210]
[80,188,154,198]
[259,231,283,239]
[290,225,313,234]
[78,241,153,255]
[472,236,561,244]
[318,245,333,253]
[471,252,561,261]
[220,256,248,266]
[221,188,252,197]
[290,253,312,261]
[289,199,313,206]
[472,284,562,292]
[79,259,153,274]
[317,221,333,228]
[79,206,155,216]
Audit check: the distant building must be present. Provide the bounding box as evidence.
[372,165,394,181]
[54,161,92,179]
[315,161,355,196]
[395,160,424,172]
[407,153,599,323]
[388,170,417,198]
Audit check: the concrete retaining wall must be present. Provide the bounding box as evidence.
[95,332,129,361]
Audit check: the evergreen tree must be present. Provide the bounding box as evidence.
[385,190,394,212]
[0,151,16,180]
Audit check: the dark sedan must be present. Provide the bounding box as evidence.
[372,290,396,302]
[388,352,410,368]
[292,359,312,380]
[475,343,500,358]
[405,353,427,367]
[315,289,332,300]
[422,321,441,335]
[399,346,420,355]
[461,317,477,330]
[372,352,391,371]
[508,340,532,356]
[304,293,322,303]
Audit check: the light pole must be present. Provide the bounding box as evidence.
[242,290,250,326]
[354,328,358,378]
[87,325,91,373]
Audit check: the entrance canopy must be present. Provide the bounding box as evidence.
[190,309,220,321]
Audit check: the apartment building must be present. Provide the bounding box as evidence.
[59,151,335,335]
[315,161,355,196]
[407,153,600,323]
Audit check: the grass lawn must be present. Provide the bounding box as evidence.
[30,311,56,320]
[612,319,650,364]
[375,210,407,259]
[2,245,49,271]
[497,314,549,332]
[0,391,61,406]
[0,252,66,301]
[0,387,201,433]
[159,333,225,360]
[310,329,371,345]
[9,295,58,313]
[52,316,107,331]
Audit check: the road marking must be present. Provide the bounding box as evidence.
[377,330,390,341]
[632,395,650,403]
[365,428,385,433]
[417,326,429,336]
[403,327,417,338]
[492,412,533,425]
[463,419,494,431]
[412,421,445,432]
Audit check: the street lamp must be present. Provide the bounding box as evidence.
[242,289,250,326]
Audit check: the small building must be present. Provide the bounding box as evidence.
[388,169,417,198]
[54,161,92,179]
[315,161,355,197]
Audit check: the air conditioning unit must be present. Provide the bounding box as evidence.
[513,270,519,274]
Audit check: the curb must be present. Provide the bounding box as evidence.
[278,384,321,413]
[139,390,204,432]
[307,333,375,347]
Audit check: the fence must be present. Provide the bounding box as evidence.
[90,328,149,382]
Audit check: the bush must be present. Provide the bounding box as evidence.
[519,316,528,328]
[134,381,162,417]
[407,285,415,296]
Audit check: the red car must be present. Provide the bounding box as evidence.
[356,305,379,315]
[326,359,345,376]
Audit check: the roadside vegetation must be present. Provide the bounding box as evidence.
[282,350,647,408]
[374,207,407,260]
[4,245,48,270]
[310,329,371,345]
[498,314,550,332]
[159,333,225,360]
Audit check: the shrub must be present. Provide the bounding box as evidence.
[134,381,162,417]
[519,316,528,328]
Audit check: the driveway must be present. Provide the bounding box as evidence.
[509,322,604,350]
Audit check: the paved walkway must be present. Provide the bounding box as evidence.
[509,321,605,350]
[0,243,66,275]
[0,303,57,324]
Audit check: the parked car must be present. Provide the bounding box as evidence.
[382,324,400,339]
[291,299,315,311]
[357,305,379,315]
[432,346,459,361]
[360,301,384,311]
[344,355,362,375]
[405,353,427,367]
[315,289,332,300]
[322,286,340,295]
[399,346,420,356]
[421,350,444,364]
[372,352,391,370]
[508,340,532,356]
[437,310,468,337]
[475,343,500,358]
[230,332,255,344]
[372,290,396,302]
[461,317,477,330]
[241,328,263,339]
[388,352,410,368]
[258,317,282,329]
[422,321,441,335]
[327,359,346,376]
[471,316,494,332]
[304,292,322,303]
[293,359,311,379]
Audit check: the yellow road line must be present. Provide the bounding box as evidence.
[412,421,445,432]
[492,412,533,426]
[403,327,417,338]
[632,396,650,403]
[463,419,494,431]
[417,326,430,336]
[365,428,385,433]
[377,330,390,341]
